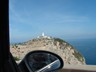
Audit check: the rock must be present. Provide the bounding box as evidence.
[10,36,86,66]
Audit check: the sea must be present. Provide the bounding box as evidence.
[67,38,96,65]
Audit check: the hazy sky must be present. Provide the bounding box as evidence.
[9,0,96,42]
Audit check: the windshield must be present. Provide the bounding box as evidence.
[9,0,96,67]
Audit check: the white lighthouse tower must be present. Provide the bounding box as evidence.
[42,32,45,37]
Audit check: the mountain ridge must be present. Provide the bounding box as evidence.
[10,36,86,66]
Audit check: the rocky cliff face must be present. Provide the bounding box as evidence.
[10,37,86,65]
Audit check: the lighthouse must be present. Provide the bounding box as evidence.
[37,32,51,39]
[42,32,45,37]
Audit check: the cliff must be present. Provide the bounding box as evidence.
[10,36,86,65]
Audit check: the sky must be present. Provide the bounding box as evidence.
[9,0,96,43]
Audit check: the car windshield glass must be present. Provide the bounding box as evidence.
[9,0,96,67]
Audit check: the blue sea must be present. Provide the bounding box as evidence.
[67,38,96,65]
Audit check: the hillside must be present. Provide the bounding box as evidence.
[10,35,86,65]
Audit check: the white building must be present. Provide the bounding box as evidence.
[37,32,51,39]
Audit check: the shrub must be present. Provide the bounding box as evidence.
[73,50,84,62]
[54,38,65,42]
[13,56,20,61]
